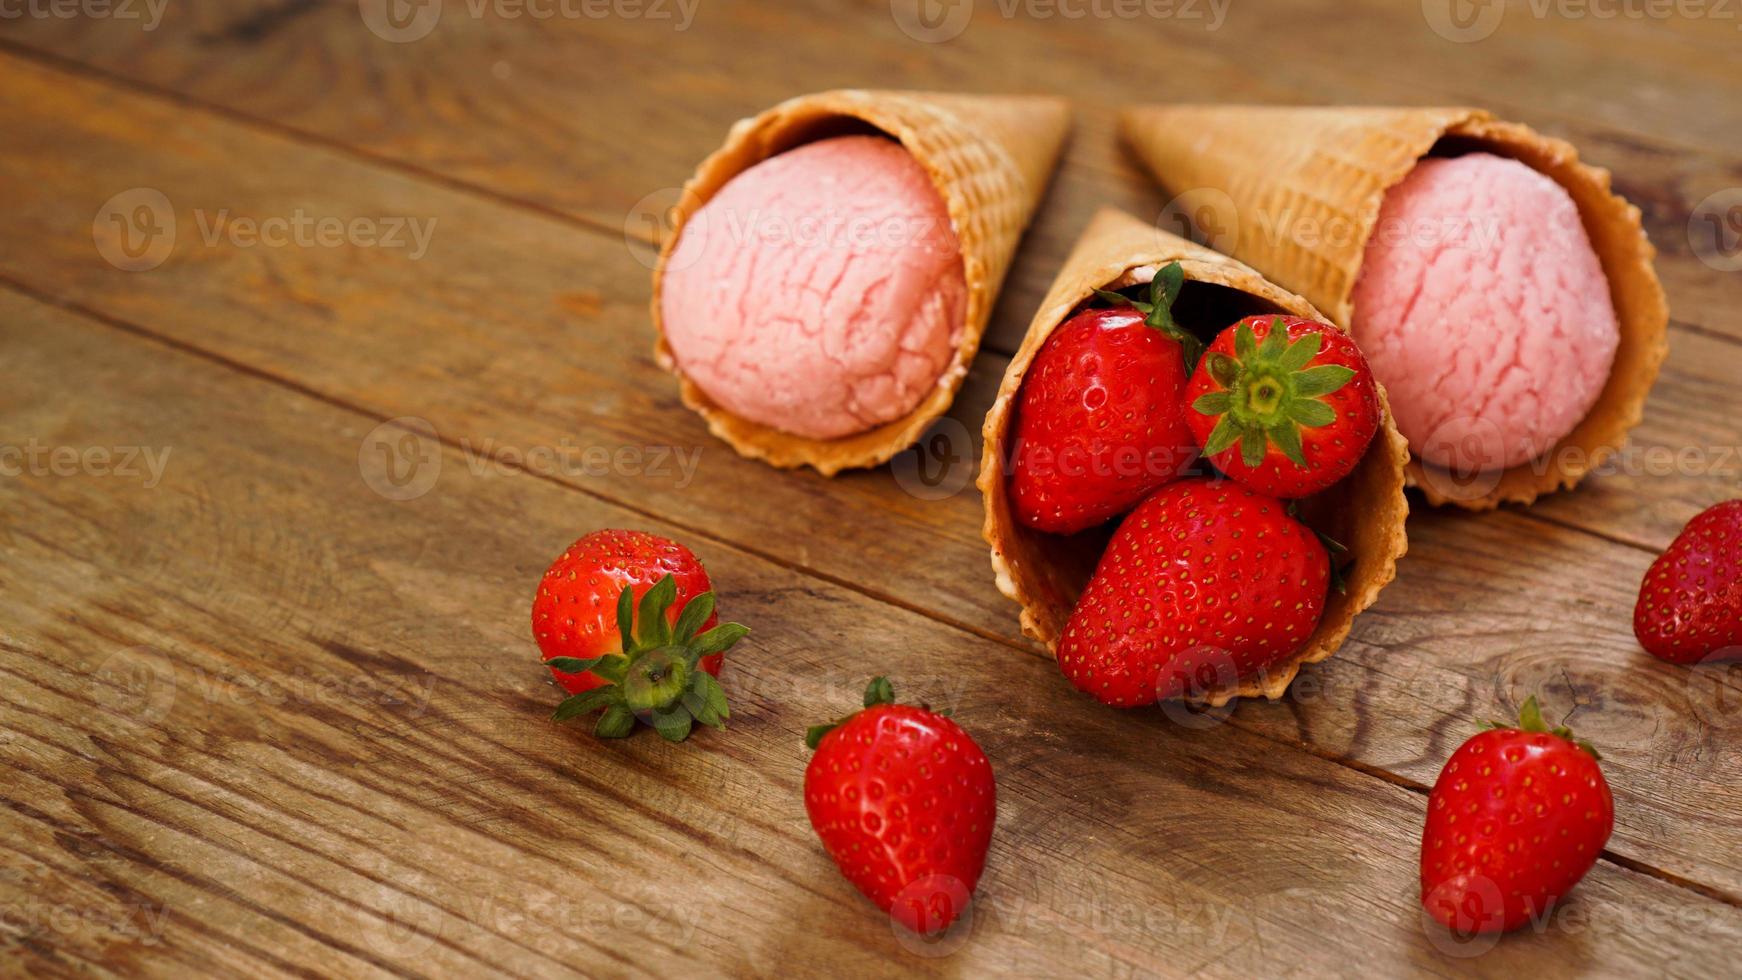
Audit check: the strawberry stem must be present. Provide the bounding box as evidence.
[1480,695,1602,760]
[806,676,898,750]
[863,676,894,707]
[1093,262,1203,373]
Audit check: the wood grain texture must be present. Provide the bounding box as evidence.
[11,293,1739,976]
[0,50,1739,908]
[2,5,1741,975]
[2,1,1737,535]
[2,0,1738,353]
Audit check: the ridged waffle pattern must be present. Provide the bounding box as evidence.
[1118,105,1668,509]
[977,208,1411,706]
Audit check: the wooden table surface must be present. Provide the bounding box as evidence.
[3,2,1741,976]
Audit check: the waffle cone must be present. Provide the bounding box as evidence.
[652,90,1071,476]
[978,208,1410,706]
[1118,105,1668,509]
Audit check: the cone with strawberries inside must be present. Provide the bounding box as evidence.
[978,207,1409,706]
[1118,105,1667,509]
[652,90,1072,476]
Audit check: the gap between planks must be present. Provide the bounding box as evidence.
[0,38,630,255]
[4,272,1738,914]
[0,44,1722,562]
[2,32,1738,368]
[0,665,740,977]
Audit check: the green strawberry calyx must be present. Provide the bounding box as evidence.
[1093,261,1204,373]
[1480,695,1602,760]
[804,676,951,750]
[1191,318,1354,471]
[805,676,895,750]
[547,574,748,743]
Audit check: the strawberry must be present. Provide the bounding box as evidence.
[1634,499,1742,665]
[804,678,996,934]
[1010,262,1200,534]
[532,529,748,740]
[1057,478,1330,707]
[1420,697,1614,934]
[1186,315,1379,498]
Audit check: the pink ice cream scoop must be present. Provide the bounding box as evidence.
[660,135,966,441]
[1350,153,1619,472]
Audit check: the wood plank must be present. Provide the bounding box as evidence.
[14,291,1741,974]
[0,45,1730,556]
[1,51,1739,901]
[1235,505,1742,894]
[0,51,1010,638]
[1529,325,1742,549]
[2,1,1739,350]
